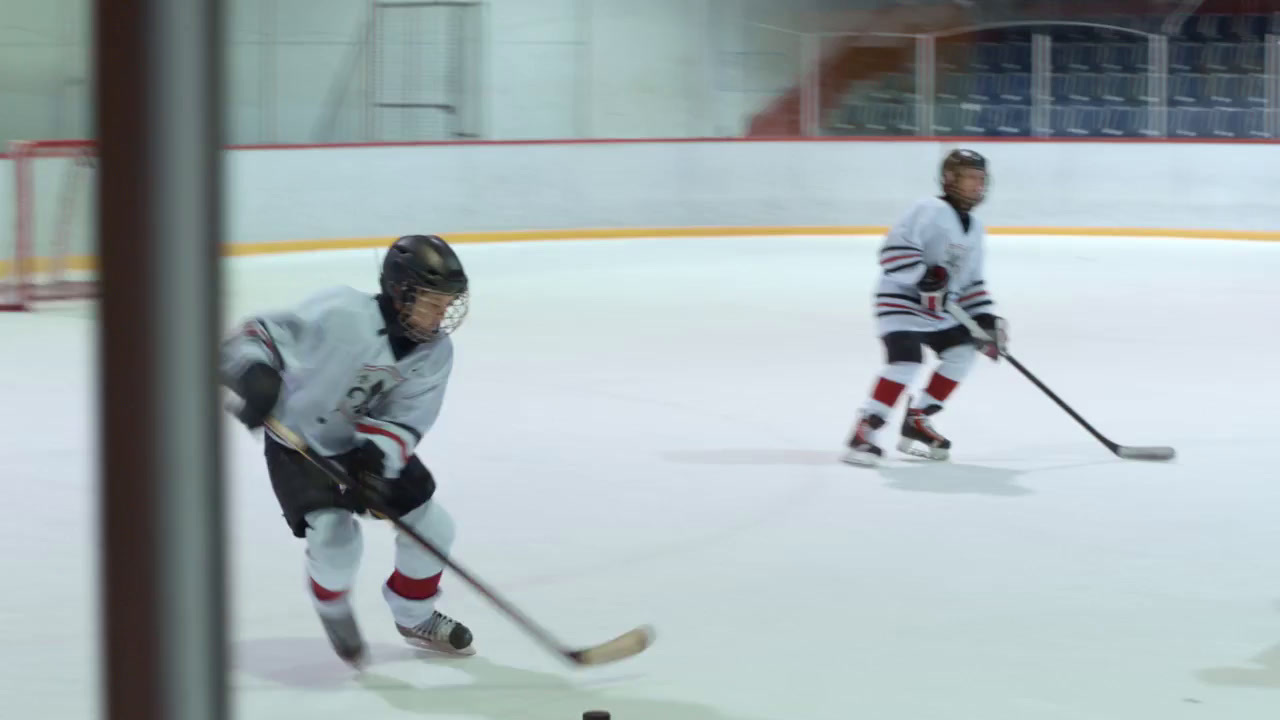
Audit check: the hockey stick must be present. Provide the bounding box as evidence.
[263,417,656,666]
[945,302,1176,462]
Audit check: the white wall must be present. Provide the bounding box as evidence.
[219,140,1280,244]
[6,141,1274,261]
[0,0,91,144]
[485,0,764,139]
[0,0,776,146]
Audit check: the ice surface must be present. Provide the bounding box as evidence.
[3,234,1279,720]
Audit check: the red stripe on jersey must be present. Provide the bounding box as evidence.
[356,422,411,463]
[877,302,943,320]
[242,322,278,359]
[880,253,922,266]
[958,290,989,303]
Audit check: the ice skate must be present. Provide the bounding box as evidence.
[316,605,369,669]
[842,412,886,467]
[397,609,476,656]
[897,402,950,460]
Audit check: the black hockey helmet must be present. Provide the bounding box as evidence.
[941,148,988,210]
[380,234,469,340]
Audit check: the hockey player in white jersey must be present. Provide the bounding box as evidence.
[220,234,474,667]
[844,149,1009,466]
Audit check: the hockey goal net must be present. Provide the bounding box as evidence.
[1,139,97,311]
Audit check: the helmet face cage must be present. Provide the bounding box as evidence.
[396,284,469,342]
[942,150,989,210]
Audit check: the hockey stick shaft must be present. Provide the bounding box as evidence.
[945,302,1174,461]
[264,417,653,665]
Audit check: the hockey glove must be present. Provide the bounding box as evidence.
[224,362,281,429]
[972,314,1008,361]
[917,265,950,314]
[342,440,397,518]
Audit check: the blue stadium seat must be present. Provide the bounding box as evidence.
[1242,109,1271,138]
[1211,107,1246,138]
[974,105,1001,135]
[1207,74,1245,107]
[1100,73,1147,105]
[1170,107,1212,137]
[1067,73,1103,103]
[884,73,917,102]
[990,105,1031,136]
[1240,43,1265,73]
[930,104,960,135]
[973,43,1000,72]
[937,43,969,72]
[1099,43,1142,73]
[1052,44,1088,72]
[858,103,890,134]
[1243,74,1266,106]
[936,73,971,102]
[970,73,999,102]
[999,43,1032,72]
[838,103,869,132]
[1170,74,1208,105]
[1099,106,1144,137]
[1245,14,1271,41]
[1170,42,1207,72]
[1051,106,1103,136]
[1051,74,1072,103]
[1205,42,1242,72]
[999,73,1031,103]
[1178,14,1209,41]
[932,104,980,136]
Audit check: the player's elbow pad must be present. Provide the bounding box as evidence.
[234,362,281,429]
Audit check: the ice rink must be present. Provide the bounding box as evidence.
[3,232,1279,720]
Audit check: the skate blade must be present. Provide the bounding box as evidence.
[841,449,880,467]
[897,439,949,461]
[403,636,477,657]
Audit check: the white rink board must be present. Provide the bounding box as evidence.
[222,140,1280,244]
[4,141,1278,254]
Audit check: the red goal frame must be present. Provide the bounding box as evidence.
[1,139,97,311]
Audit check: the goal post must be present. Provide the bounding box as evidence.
[1,139,98,311]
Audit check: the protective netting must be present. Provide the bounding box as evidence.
[1,140,97,311]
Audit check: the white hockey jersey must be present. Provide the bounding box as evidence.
[873,196,996,335]
[220,286,453,478]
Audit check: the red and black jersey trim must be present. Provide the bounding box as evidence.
[874,293,944,321]
[242,319,284,370]
[956,281,994,312]
[879,244,924,275]
[355,417,421,464]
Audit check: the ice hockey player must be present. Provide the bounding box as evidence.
[220,234,475,667]
[843,149,1009,466]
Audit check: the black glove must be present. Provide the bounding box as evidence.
[972,313,1008,361]
[917,265,949,292]
[342,440,396,517]
[917,265,950,313]
[225,362,281,429]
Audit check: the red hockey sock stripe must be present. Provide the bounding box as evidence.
[924,373,959,404]
[872,377,906,408]
[386,570,442,601]
[310,578,347,602]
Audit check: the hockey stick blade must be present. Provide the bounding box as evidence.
[945,302,1177,462]
[263,417,656,667]
[567,625,657,666]
[1115,445,1176,461]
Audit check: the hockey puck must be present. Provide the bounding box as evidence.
[582,712,610,720]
